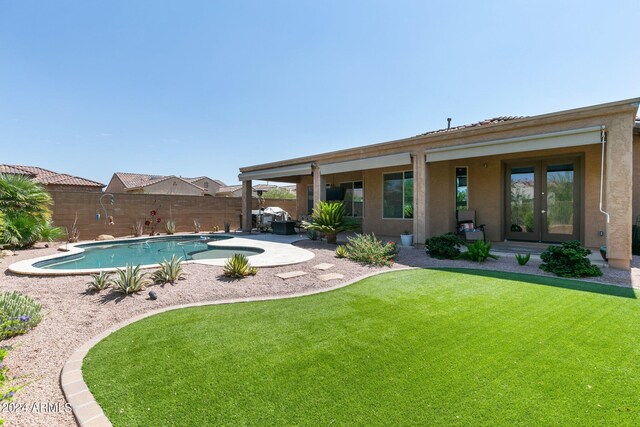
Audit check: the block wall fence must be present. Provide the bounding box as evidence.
[49,191,297,240]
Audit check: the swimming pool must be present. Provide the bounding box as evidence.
[32,235,263,271]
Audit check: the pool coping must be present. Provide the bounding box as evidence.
[8,233,315,276]
[60,267,414,427]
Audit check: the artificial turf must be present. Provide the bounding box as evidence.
[83,269,640,426]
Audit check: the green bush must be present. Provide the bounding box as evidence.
[302,201,359,244]
[344,233,397,267]
[540,241,602,278]
[0,292,43,339]
[152,256,186,284]
[335,245,348,258]
[223,254,257,278]
[165,219,176,235]
[86,271,113,292]
[425,232,462,259]
[111,265,150,294]
[459,240,498,263]
[515,253,531,266]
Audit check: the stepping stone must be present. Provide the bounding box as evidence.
[276,271,309,279]
[312,263,334,271]
[317,273,344,282]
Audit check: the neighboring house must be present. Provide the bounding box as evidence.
[105,172,224,196]
[0,164,104,192]
[216,183,297,198]
[239,98,640,270]
[216,185,243,197]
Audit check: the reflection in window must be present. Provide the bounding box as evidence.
[546,164,574,235]
[510,167,535,233]
[383,172,413,219]
[340,181,364,217]
[456,167,468,211]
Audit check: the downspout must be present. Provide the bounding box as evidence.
[599,126,610,224]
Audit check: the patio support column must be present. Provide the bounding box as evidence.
[605,115,635,270]
[312,164,326,208]
[241,180,253,231]
[412,151,427,245]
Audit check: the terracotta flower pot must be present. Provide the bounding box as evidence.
[326,233,337,244]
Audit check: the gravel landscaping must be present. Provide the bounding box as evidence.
[0,238,638,427]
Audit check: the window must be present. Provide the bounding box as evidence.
[340,181,364,217]
[456,167,468,211]
[307,185,314,214]
[383,171,413,219]
[203,181,209,189]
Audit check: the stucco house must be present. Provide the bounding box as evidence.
[105,172,224,196]
[239,98,640,270]
[0,165,104,192]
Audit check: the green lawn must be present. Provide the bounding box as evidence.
[83,269,640,426]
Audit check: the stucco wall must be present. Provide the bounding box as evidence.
[49,191,297,240]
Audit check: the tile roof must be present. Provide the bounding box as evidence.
[0,165,104,187]
[417,116,527,137]
[113,172,224,191]
[217,185,243,193]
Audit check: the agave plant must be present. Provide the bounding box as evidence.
[111,265,149,295]
[301,201,359,244]
[223,254,257,278]
[86,271,113,292]
[152,255,186,284]
[165,219,176,235]
[335,245,348,258]
[192,219,201,233]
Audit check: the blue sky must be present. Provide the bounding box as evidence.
[1,1,638,186]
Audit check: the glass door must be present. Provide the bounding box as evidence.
[541,161,579,242]
[505,158,580,242]
[505,164,539,241]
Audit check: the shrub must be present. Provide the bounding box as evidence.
[302,201,359,244]
[344,233,397,267]
[132,220,144,237]
[515,253,531,266]
[335,245,348,258]
[306,229,318,241]
[540,240,602,278]
[152,256,186,284]
[165,219,176,235]
[67,213,80,243]
[111,265,149,294]
[86,271,113,292]
[0,292,43,339]
[425,232,462,259]
[223,254,257,278]
[459,240,498,263]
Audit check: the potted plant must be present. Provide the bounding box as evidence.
[400,230,413,247]
[301,201,358,244]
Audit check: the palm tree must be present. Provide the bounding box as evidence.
[0,174,63,248]
[0,174,53,220]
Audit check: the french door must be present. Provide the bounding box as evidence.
[505,157,581,242]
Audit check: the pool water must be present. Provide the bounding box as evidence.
[34,235,263,270]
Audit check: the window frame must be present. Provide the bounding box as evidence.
[455,166,469,211]
[382,170,414,220]
[339,180,365,218]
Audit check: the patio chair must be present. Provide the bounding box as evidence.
[456,210,485,241]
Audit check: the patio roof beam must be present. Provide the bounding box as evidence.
[238,163,313,181]
[425,126,604,162]
[318,152,411,175]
